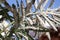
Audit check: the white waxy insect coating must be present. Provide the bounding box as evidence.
[0,15,2,19]
[2,20,9,27]
[0,23,3,30]
[46,32,51,40]
[27,17,33,25]
[1,32,6,37]
[34,0,39,9]
[44,21,51,29]
[27,0,32,3]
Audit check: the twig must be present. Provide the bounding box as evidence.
[36,15,45,27]
[16,32,28,40]
[42,14,57,31]
[18,26,50,32]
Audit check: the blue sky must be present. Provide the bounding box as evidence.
[2,0,60,16]
[6,0,60,8]
[6,0,60,12]
[52,0,60,8]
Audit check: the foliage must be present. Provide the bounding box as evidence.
[0,0,60,40]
